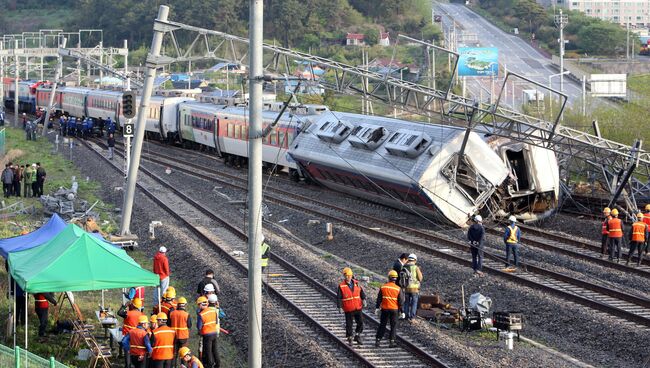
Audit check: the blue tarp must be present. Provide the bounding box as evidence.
[0,214,67,258]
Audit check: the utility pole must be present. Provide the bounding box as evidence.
[119,5,168,236]
[43,37,66,136]
[0,43,4,109]
[555,9,568,93]
[14,40,19,127]
[248,0,264,367]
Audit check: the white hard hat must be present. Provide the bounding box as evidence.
[508,215,516,223]
[408,253,417,260]
[159,246,167,253]
[203,283,215,292]
[474,215,482,223]
[22,113,26,116]
[207,294,218,303]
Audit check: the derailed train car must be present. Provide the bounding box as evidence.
[287,111,559,227]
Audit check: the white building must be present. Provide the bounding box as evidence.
[557,0,650,27]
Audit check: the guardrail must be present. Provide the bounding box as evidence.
[0,344,69,368]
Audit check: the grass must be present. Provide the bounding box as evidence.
[628,74,650,99]
[2,8,76,37]
[0,127,241,366]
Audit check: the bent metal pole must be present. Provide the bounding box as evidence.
[248,0,264,366]
[119,5,169,235]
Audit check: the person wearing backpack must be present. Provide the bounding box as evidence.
[401,254,423,321]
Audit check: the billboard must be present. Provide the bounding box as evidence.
[457,47,499,77]
[590,74,627,98]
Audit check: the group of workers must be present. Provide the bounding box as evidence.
[336,253,423,348]
[59,115,115,138]
[601,206,650,265]
[120,284,222,368]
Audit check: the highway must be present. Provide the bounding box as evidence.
[435,2,584,111]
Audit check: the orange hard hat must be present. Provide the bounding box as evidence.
[156,312,168,320]
[138,315,149,324]
[150,315,158,323]
[196,296,208,304]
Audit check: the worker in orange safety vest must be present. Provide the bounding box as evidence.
[178,347,203,368]
[169,297,192,367]
[119,297,144,336]
[374,270,404,348]
[336,267,366,345]
[122,315,152,368]
[607,208,624,262]
[151,312,175,368]
[628,212,648,266]
[197,296,220,368]
[601,207,612,257]
[643,205,650,256]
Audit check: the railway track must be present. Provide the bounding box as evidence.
[81,138,449,368]
[103,139,650,331]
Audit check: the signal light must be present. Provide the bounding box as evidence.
[122,91,136,119]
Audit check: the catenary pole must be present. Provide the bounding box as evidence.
[43,38,66,136]
[248,0,264,367]
[119,5,168,235]
[14,41,19,127]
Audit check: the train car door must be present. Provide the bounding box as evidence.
[158,105,165,138]
[212,116,222,157]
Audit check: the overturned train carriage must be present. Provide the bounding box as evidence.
[288,111,559,227]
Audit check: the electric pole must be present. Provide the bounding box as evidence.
[554,9,568,93]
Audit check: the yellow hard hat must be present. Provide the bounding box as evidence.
[645,204,650,211]
[177,297,187,304]
[388,270,398,279]
[178,346,191,358]
[138,315,149,324]
[156,312,168,320]
[162,291,169,299]
[603,207,611,214]
[131,298,143,309]
[342,267,353,276]
[165,287,176,298]
[196,296,208,304]
[150,315,158,323]
[611,208,619,216]
[637,212,645,219]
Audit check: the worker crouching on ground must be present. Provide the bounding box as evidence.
[197,296,220,368]
[170,297,192,367]
[467,215,485,277]
[375,270,404,348]
[401,254,423,321]
[503,216,521,270]
[337,267,366,345]
[628,212,648,266]
[34,292,57,337]
[123,315,152,368]
[151,313,176,368]
[601,208,612,257]
[607,209,624,262]
[178,347,203,368]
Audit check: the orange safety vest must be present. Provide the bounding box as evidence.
[607,217,623,238]
[339,280,363,313]
[128,328,148,356]
[169,309,190,340]
[632,221,647,242]
[602,215,612,235]
[199,307,218,335]
[380,282,401,311]
[161,301,174,315]
[151,325,175,361]
[188,356,204,368]
[34,294,48,309]
[122,310,144,336]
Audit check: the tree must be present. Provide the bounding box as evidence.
[363,27,379,46]
[576,22,626,56]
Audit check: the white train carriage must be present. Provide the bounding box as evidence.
[287,111,510,227]
[59,87,90,118]
[86,89,122,122]
[141,96,193,141]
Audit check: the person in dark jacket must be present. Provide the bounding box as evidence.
[391,253,408,286]
[196,269,221,296]
[12,164,21,197]
[467,215,485,277]
[2,164,13,197]
[34,292,57,336]
[35,163,46,197]
[107,133,115,159]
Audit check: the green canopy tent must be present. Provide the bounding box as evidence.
[8,224,159,348]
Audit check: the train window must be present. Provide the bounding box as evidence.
[287,131,294,145]
[227,123,234,137]
[351,126,364,136]
[235,125,241,139]
[270,130,278,146]
[278,131,286,148]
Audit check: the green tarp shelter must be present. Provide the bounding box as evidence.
[8,224,159,293]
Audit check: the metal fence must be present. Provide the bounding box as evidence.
[0,343,69,368]
[0,128,5,157]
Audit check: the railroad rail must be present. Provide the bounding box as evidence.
[106,139,650,330]
[82,138,448,368]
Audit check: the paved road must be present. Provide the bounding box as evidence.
[436,2,583,110]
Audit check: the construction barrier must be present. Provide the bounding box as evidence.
[0,343,69,368]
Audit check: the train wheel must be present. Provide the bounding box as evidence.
[289,169,300,182]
